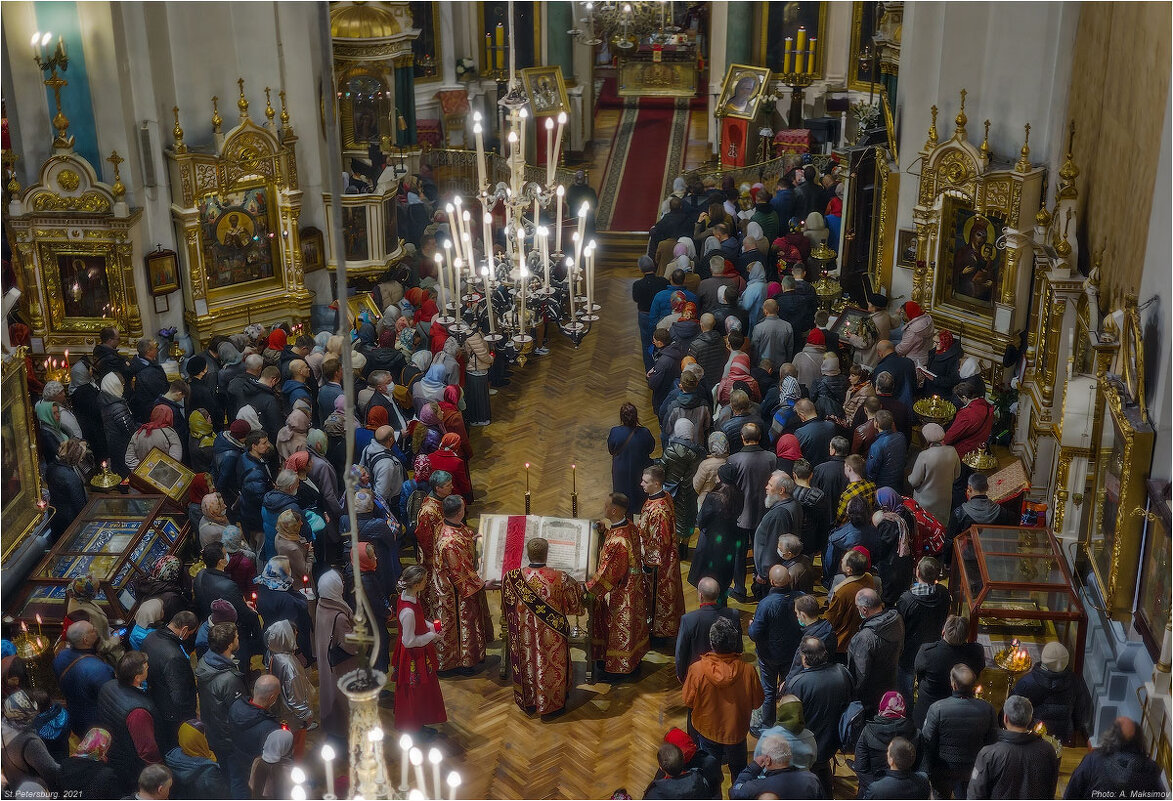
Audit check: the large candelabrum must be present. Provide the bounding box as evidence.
[439,14,599,361]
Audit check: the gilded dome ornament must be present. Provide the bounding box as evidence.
[1057,121,1080,198]
[3,151,20,195]
[925,105,939,150]
[264,87,276,124]
[330,2,402,39]
[979,120,991,160]
[1015,123,1032,173]
[211,95,223,135]
[954,88,967,138]
[1035,205,1052,228]
[279,90,292,133]
[237,77,249,119]
[172,106,187,153]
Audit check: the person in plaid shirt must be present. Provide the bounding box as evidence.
[835,454,877,524]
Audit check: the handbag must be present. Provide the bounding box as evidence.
[326,612,351,667]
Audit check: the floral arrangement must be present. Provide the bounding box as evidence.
[455,58,477,81]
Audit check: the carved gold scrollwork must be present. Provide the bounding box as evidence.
[29,190,111,213]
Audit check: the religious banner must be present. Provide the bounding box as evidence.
[478,515,598,583]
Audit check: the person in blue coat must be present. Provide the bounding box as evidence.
[608,403,657,510]
[52,621,115,736]
[748,566,804,734]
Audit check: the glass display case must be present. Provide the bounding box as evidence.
[952,525,1087,677]
[9,495,190,632]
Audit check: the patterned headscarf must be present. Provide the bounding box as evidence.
[254,558,293,592]
[221,526,249,556]
[3,691,37,726]
[419,403,445,429]
[876,487,912,558]
[284,451,312,475]
[70,575,97,601]
[878,690,907,719]
[439,432,462,452]
[151,555,182,583]
[75,727,113,761]
[353,490,375,514]
[707,431,730,458]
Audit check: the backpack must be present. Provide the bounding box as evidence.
[838,699,866,752]
[902,497,946,556]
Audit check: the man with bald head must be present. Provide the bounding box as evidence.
[688,312,730,393]
[748,564,804,735]
[53,619,116,735]
[1064,716,1165,798]
[847,588,904,714]
[751,298,794,365]
[675,577,742,684]
[229,674,283,772]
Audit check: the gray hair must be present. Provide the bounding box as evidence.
[778,534,802,557]
[1003,695,1034,728]
[875,371,895,393]
[777,473,797,495]
[65,620,94,648]
[244,353,264,374]
[136,337,157,357]
[442,494,464,517]
[759,735,791,764]
[368,370,391,389]
[274,469,300,492]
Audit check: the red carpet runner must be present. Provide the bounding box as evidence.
[605,105,677,231]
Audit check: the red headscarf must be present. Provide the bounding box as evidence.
[358,542,378,573]
[366,405,389,430]
[663,728,698,764]
[268,329,288,350]
[903,300,923,319]
[775,433,803,461]
[442,385,461,408]
[405,287,425,308]
[378,329,395,348]
[936,329,955,353]
[284,451,311,474]
[440,432,462,452]
[669,291,686,313]
[679,302,698,321]
[187,472,212,505]
[805,328,826,347]
[140,404,174,434]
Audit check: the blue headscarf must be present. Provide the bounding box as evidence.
[254,558,293,592]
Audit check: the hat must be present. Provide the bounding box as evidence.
[805,328,825,347]
[229,419,252,439]
[210,599,238,625]
[186,355,207,376]
[820,353,841,375]
[663,728,697,764]
[1042,641,1069,672]
[922,423,945,443]
[354,489,375,514]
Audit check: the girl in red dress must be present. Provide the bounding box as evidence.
[392,565,448,733]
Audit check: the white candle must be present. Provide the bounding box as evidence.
[555,185,564,254]
[398,735,413,789]
[519,107,529,167]
[434,252,446,310]
[586,241,596,310]
[447,772,462,801]
[442,240,454,302]
[321,744,336,798]
[473,113,487,191]
[553,111,568,177]
[429,748,443,799]
[410,747,425,794]
[482,209,495,277]
[462,230,474,282]
[483,266,496,333]
[545,116,555,185]
[567,257,576,321]
[539,226,550,289]
[445,204,458,260]
[516,224,527,275]
[572,230,583,292]
[454,258,464,302]
[518,263,528,333]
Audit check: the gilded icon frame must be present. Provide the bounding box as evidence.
[1,354,45,559]
[716,64,771,121]
[145,248,180,296]
[521,66,570,117]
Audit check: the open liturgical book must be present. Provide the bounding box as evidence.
[478,515,599,583]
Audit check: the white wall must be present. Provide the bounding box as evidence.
[892,1,1079,300]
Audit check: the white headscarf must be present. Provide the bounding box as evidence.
[746,221,764,241]
[676,236,697,261]
[236,405,262,431]
[675,254,693,273]
[672,418,696,443]
[317,569,346,605]
[261,729,294,765]
[100,373,123,397]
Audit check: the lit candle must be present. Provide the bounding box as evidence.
[474,119,487,192]
[399,734,413,789]
[539,227,550,289]
[525,462,530,492]
[447,772,462,801]
[516,225,527,280]
[555,185,565,255]
[35,614,42,636]
[553,111,568,174]
[429,748,443,798]
[796,25,807,55]
[545,116,555,185]
[434,252,446,310]
[442,240,454,300]
[321,744,336,797]
[783,37,793,73]
[807,38,817,74]
[410,747,426,794]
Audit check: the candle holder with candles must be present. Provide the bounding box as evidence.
[90,460,123,492]
[994,639,1033,674]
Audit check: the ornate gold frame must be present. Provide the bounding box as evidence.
[520,65,570,117]
[1,352,46,560]
[716,63,771,121]
[338,64,394,154]
[758,2,829,80]
[478,1,543,69]
[167,95,312,347]
[848,1,883,92]
[410,1,443,85]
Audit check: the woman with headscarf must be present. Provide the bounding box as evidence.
[222,526,257,597]
[437,386,472,458]
[838,365,876,431]
[871,488,916,608]
[66,576,124,666]
[810,353,849,420]
[920,328,963,398]
[275,407,310,461]
[692,431,729,510]
[412,363,449,414]
[235,403,263,434]
[657,289,687,331]
[740,261,768,330]
[770,370,803,440]
[427,433,473,503]
[97,373,137,475]
[45,439,88,539]
[608,403,657,511]
[196,491,229,548]
[57,726,122,799]
[35,400,69,461]
[669,302,701,351]
[254,556,313,661]
[186,409,216,473]
[314,569,358,736]
[124,405,182,470]
[69,359,108,461]
[355,543,392,674]
[410,402,446,462]
[305,332,331,382]
[461,330,494,427]
[287,447,343,528]
[27,688,68,762]
[248,722,295,800]
[1,691,60,794]
[132,554,191,623]
[164,720,227,799]
[274,508,314,585]
[716,351,760,407]
[352,404,386,456]
[392,565,447,734]
[742,220,770,264]
[803,211,829,247]
[264,621,314,755]
[853,690,917,795]
[773,432,804,474]
[895,301,935,367]
[689,463,743,592]
[659,419,704,554]
[129,598,165,650]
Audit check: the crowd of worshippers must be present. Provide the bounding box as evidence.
[7,283,515,798]
[586,167,1170,799]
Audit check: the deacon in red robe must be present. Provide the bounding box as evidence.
[431,495,493,672]
[587,493,650,676]
[639,466,685,639]
[413,470,453,617]
[502,537,585,716]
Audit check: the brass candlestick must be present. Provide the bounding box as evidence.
[90,460,122,491]
[913,395,957,427]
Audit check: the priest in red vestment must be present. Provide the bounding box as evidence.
[414,470,453,617]
[432,495,493,672]
[587,493,650,676]
[639,466,685,639]
[502,537,585,716]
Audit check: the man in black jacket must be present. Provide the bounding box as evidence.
[748,565,803,734]
[864,737,930,799]
[688,314,729,394]
[648,197,693,258]
[787,637,853,795]
[675,577,742,683]
[128,337,169,422]
[195,621,247,797]
[186,355,225,431]
[787,596,837,683]
[228,675,283,770]
[139,610,198,751]
[634,257,670,370]
[92,326,132,380]
[730,735,822,800]
[947,473,1010,545]
[752,472,803,595]
[811,437,850,518]
[644,742,713,800]
[793,400,837,468]
[921,665,998,798]
[1063,717,1166,799]
[895,556,951,704]
[873,341,917,409]
[193,542,263,668]
[847,589,905,714]
[967,695,1059,799]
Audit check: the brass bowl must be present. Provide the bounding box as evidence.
[913,395,957,427]
[962,445,1000,472]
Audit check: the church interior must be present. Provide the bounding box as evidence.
[1,1,1171,799]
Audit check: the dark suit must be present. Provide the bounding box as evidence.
[675,603,742,683]
[873,352,918,409]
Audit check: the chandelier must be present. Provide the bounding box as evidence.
[570,1,676,49]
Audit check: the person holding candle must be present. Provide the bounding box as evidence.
[586,493,650,678]
[502,537,585,717]
[393,564,448,734]
[432,496,492,673]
